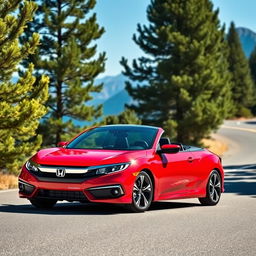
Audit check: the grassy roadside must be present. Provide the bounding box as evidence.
[0,173,18,190]
[202,135,228,156]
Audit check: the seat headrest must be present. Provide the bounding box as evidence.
[159,137,171,146]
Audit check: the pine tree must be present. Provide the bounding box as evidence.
[249,46,256,83]
[21,0,106,146]
[0,0,49,173]
[101,109,141,125]
[121,0,232,145]
[249,46,256,115]
[227,22,254,117]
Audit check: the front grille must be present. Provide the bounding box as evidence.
[36,189,88,201]
[29,165,98,183]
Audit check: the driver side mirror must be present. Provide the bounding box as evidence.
[159,144,180,154]
[57,141,68,147]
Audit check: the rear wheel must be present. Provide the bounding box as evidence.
[199,170,221,206]
[126,171,153,213]
[29,198,57,209]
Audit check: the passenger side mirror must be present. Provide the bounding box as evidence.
[159,144,180,154]
[57,141,68,147]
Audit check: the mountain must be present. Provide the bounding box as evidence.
[90,74,127,106]
[91,74,134,116]
[236,27,256,57]
[103,89,132,115]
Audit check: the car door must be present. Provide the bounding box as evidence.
[153,148,197,200]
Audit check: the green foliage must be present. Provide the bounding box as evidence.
[21,0,106,146]
[121,0,232,145]
[38,118,81,145]
[100,109,141,125]
[0,0,49,173]
[249,46,256,83]
[162,120,177,142]
[227,22,254,117]
[236,106,253,118]
[249,46,256,115]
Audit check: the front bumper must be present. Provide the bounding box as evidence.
[18,166,135,204]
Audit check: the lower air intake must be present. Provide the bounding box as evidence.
[36,189,88,201]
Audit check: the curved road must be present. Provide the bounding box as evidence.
[0,120,256,256]
[219,119,256,166]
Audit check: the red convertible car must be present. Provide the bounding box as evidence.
[19,125,224,212]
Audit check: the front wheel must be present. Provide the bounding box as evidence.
[126,171,153,213]
[199,170,221,206]
[29,198,57,209]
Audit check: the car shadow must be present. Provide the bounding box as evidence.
[150,201,200,211]
[0,202,124,215]
[224,165,256,197]
[224,164,256,170]
[244,121,256,125]
[0,201,200,215]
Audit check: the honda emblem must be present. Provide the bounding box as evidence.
[56,168,66,177]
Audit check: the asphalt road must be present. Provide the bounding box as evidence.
[1,120,256,256]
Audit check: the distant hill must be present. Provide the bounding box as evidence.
[90,74,127,106]
[93,74,134,116]
[236,27,256,57]
[103,88,132,115]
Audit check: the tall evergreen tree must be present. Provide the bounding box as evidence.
[227,22,254,117]
[249,46,256,115]
[101,109,141,125]
[121,0,232,145]
[21,0,106,146]
[249,46,256,83]
[0,0,49,173]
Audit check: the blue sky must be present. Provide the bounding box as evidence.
[95,0,256,77]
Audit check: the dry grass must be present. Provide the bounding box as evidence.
[0,173,18,190]
[202,136,228,156]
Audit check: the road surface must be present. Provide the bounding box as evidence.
[0,120,256,256]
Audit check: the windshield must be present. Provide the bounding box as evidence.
[67,126,158,150]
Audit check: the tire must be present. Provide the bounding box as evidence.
[126,171,153,213]
[29,198,57,209]
[199,170,221,206]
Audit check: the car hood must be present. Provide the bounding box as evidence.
[32,147,147,166]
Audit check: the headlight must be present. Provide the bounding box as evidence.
[25,160,40,172]
[92,163,130,175]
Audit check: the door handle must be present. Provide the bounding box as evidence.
[187,157,193,163]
